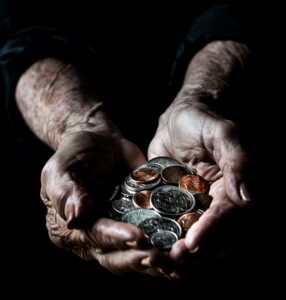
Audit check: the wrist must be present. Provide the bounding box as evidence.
[49,103,119,149]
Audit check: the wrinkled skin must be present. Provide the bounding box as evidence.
[148,101,253,271]
[40,132,173,276]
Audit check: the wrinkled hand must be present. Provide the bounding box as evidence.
[148,102,254,266]
[40,131,167,275]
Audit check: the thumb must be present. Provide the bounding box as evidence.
[215,123,252,207]
[41,160,94,230]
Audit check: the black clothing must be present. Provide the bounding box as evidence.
[1,1,278,297]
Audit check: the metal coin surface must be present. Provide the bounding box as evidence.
[151,185,195,216]
[121,183,136,197]
[150,230,178,251]
[136,162,164,173]
[138,217,182,237]
[132,190,152,209]
[125,175,161,192]
[177,211,203,231]
[121,208,161,226]
[179,174,209,193]
[148,156,181,169]
[111,197,135,214]
[161,165,190,185]
[131,167,159,183]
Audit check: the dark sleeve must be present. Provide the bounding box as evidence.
[0,17,97,130]
[171,3,250,91]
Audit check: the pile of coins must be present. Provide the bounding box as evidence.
[109,157,212,251]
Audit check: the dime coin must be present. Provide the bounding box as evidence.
[177,211,203,231]
[121,208,161,226]
[150,230,178,251]
[148,156,181,169]
[132,190,152,209]
[131,167,159,184]
[111,197,135,215]
[151,185,196,216]
[138,217,182,237]
[161,165,190,185]
[179,174,209,193]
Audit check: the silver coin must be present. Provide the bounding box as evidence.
[135,162,164,173]
[121,183,136,197]
[150,230,178,251]
[151,185,195,216]
[125,175,161,192]
[138,217,182,238]
[111,197,135,214]
[148,156,181,169]
[121,208,161,226]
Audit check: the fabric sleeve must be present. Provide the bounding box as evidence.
[171,3,250,91]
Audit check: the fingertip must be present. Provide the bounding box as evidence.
[169,239,188,262]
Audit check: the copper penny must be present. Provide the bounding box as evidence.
[177,211,203,231]
[179,174,209,193]
[132,190,152,209]
[131,167,159,184]
[161,165,189,185]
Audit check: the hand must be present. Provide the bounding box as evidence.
[148,101,254,265]
[40,131,167,275]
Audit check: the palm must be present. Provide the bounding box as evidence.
[148,104,251,262]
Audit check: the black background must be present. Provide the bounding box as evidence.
[1,0,284,296]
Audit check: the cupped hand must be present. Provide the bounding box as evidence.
[148,102,254,264]
[40,131,167,275]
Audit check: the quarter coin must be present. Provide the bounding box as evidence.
[151,185,196,216]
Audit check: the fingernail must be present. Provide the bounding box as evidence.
[141,257,152,267]
[189,246,199,253]
[240,182,251,202]
[170,272,182,280]
[125,240,138,248]
[186,238,199,253]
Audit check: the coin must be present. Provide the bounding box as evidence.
[136,162,164,173]
[150,230,178,251]
[179,174,209,193]
[177,211,203,231]
[125,175,161,193]
[138,217,182,237]
[131,167,159,184]
[132,190,152,209]
[148,156,181,169]
[161,165,190,185]
[151,185,196,216]
[111,197,135,214]
[121,208,161,226]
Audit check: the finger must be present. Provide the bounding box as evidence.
[94,248,163,275]
[41,159,94,229]
[169,239,189,263]
[214,120,252,207]
[86,218,148,251]
[184,190,235,252]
